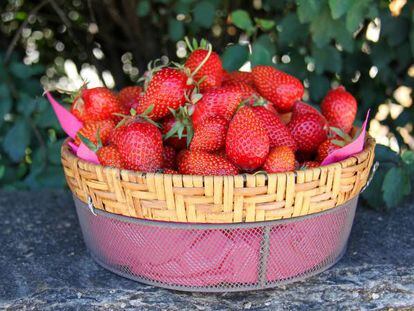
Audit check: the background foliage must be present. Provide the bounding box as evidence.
[0,0,413,209]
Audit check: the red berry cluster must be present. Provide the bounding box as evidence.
[70,41,358,176]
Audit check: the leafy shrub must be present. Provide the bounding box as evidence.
[0,0,413,208]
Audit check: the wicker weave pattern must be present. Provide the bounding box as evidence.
[61,137,375,223]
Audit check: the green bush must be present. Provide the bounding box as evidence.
[0,0,413,209]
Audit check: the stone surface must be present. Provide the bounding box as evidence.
[0,190,413,310]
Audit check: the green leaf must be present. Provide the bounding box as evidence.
[308,74,330,102]
[309,6,337,48]
[0,165,5,180]
[230,10,254,32]
[346,0,372,33]
[312,46,342,74]
[410,13,414,57]
[35,105,61,129]
[382,167,411,208]
[136,0,151,17]
[328,0,353,19]
[332,24,354,52]
[381,11,410,47]
[168,18,184,41]
[278,14,308,47]
[48,139,65,165]
[9,62,44,79]
[402,150,414,175]
[250,34,275,67]
[362,166,386,209]
[0,84,12,126]
[17,93,37,117]
[2,119,31,162]
[221,44,249,72]
[254,18,275,31]
[296,0,323,23]
[193,1,215,28]
[375,145,399,163]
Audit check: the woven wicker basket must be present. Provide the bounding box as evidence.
[61,136,375,223]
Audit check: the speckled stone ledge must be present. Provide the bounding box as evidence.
[0,190,413,310]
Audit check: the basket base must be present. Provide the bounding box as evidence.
[75,196,358,292]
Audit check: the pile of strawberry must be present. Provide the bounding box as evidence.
[69,40,358,176]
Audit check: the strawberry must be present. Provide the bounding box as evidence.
[316,139,342,162]
[252,65,304,113]
[292,101,322,118]
[263,146,295,173]
[191,85,244,127]
[137,67,192,120]
[74,119,116,146]
[178,150,238,176]
[96,145,124,169]
[223,71,255,87]
[190,116,228,153]
[301,161,320,169]
[71,87,126,122]
[118,86,143,110]
[252,106,297,151]
[316,126,354,162]
[225,106,270,171]
[163,145,177,170]
[321,86,357,133]
[163,168,179,174]
[185,39,223,90]
[288,113,327,153]
[113,121,163,172]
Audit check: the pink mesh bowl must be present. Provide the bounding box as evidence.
[74,195,358,292]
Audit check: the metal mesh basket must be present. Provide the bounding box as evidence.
[74,195,358,292]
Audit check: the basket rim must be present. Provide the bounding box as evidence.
[73,193,358,228]
[61,135,376,178]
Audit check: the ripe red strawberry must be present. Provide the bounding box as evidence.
[222,69,231,82]
[292,101,321,117]
[163,168,179,174]
[190,116,228,153]
[288,113,327,153]
[178,150,238,176]
[223,71,255,87]
[252,66,304,113]
[191,85,244,127]
[163,145,177,170]
[71,87,127,122]
[118,86,143,110]
[252,106,297,151]
[301,161,320,169]
[185,49,223,90]
[226,106,270,171]
[263,146,295,173]
[74,119,116,146]
[321,86,357,133]
[96,145,124,169]
[316,139,341,162]
[113,121,163,172]
[137,68,192,120]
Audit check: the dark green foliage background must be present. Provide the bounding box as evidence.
[0,0,413,209]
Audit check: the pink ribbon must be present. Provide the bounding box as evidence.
[321,110,370,165]
[45,91,99,164]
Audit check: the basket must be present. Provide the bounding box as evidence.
[61,137,375,223]
[74,194,358,292]
[62,137,376,291]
